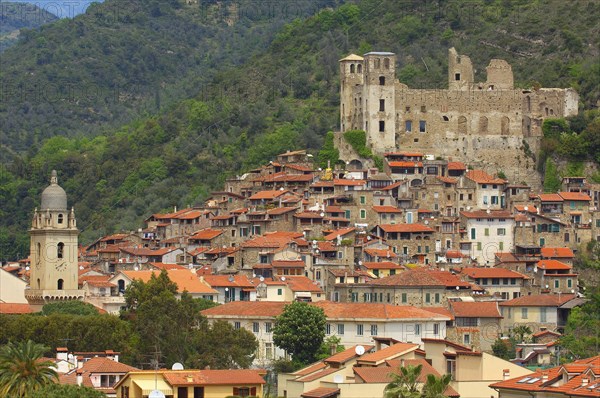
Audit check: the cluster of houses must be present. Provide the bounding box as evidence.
[2,149,599,397]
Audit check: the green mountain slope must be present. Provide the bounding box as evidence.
[0,2,58,51]
[0,0,336,152]
[1,0,599,260]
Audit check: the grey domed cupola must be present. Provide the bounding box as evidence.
[40,170,67,211]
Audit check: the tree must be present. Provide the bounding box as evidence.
[491,337,516,360]
[0,340,57,397]
[384,364,422,398]
[512,325,532,343]
[316,336,345,360]
[272,302,326,364]
[30,383,106,398]
[560,292,600,359]
[41,300,99,316]
[422,373,452,398]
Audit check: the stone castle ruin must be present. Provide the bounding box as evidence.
[336,48,579,187]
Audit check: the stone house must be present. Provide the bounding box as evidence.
[446,300,503,352]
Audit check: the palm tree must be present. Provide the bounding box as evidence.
[512,325,533,343]
[422,373,453,398]
[384,364,423,398]
[0,340,58,397]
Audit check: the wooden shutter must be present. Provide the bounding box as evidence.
[250,387,257,396]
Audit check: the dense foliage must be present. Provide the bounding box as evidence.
[0,340,57,397]
[272,302,326,364]
[29,383,106,398]
[0,2,58,51]
[559,291,600,359]
[1,0,599,260]
[343,129,384,170]
[41,300,100,316]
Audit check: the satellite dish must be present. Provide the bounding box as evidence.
[524,206,529,212]
[424,220,429,225]
[355,345,365,355]
[149,391,166,398]
[79,265,84,270]
[68,353,74,360]
[172,362,184,370]
[320,212,325,217]
[252,273,257,278]
[333,374,344,383]
[358,261,363,266]
[259,276,265,282]
[25,266,30,271]
[280,187,285,191]
[134,266,139,271]
[466,206,471,211]
[281,276,286,281]
[486,208,491,214]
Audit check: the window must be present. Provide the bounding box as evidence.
[470,228,476,239]
[379,76,385,85]
[326,323,331,335]
[316,270,321,280]
[253,322,259,333]
[351,292,358,302]
[345,210,351,219]
[337,251,343,259]
[178,387,188,398]
[483,196,489,205]
[456,317,478,327]
[379,121,385,132]
[360,209,366,219]
[260,255,269,264]
[338,324,345,335]
[425,293,431,303]
[540,307,547,323]
[484,228,489,236]
[463,334,471,345]
[350,64,355,73]
[360,196,366,204]
[277,288,282,296]
[57,242,64,259]
[379,99,385,111]
[265,322,272,333]
[455,73,461,81]
[434,323,439,335]
[477,242,482,251]
[57,279,64,290]
[435,293,440,303]
[419,120,426,132]
[265,343,273,359]
[371,324,378,336]
[234,322,241,330]
[521,308,528,319]
[405,120,412,132]
[415,324,421,335]
[57,214,63,224]
[356,324,364,336]
[499,242,504,250]
[491,196,499,205]
[492,278,499,285]
[568,279,572,288]
[554,280,559,289]
[497,228,506,236]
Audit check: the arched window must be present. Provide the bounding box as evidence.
[58,214,63,224]
[57,279,64,290]
[479,116,488,133]
[57,242,64,259]
[379,76,385,85]
[384,58,390,69]
[458,116,468,134]
[37,279,40,289]
[118,279,126,294]
[357,64,362,73]
[37,243,41,262]
[350,64,355,73]
[374,58,380,68]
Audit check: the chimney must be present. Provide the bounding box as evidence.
[77,356,83,369]
[503,369,510,380]
[186,375,193,383]
[401,359,405,368]
[56,347,68,361]
[541,372,548,381]
[76,369,84,386]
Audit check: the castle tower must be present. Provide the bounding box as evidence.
[26,170,84,310]
[339,54,364,132]
[448,47,474,91]
[362,51,397,153]
[485,59,514,90]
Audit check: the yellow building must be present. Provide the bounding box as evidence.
[114,369,265,398]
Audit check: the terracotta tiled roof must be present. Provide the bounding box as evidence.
[333,179,366,186]
[147,262,187,271]
[437,176,457,184]
[460,267,527,279]
[202,275,254,288]
[80,357,138,374]
[367,269,471,288]
[324,345,375,365]
[500,293,576,307]
[240,232,303,248]
[364,248,397,258]
[384,151,424,157]
[514,204,538,213]
[380,181,405,191]
[284,276,323,293]
[372,206,403,213]
[294,211,324,219]
[447,161,467,170]
[465,170,506,184]
[189,229,224,240]
[0,303,34,314]
[356,342,419,365]
[272,260,305,268]
[267,206,298,215]
[541,247,575,258]
[376,223,434,233]
[248,190,289,200]
[160,369,265,386]
[538,193,564,202]
[121,270,217,294]
[446,250,466,259]
[537,260,572,270]
[388,161,423,168]
[324,227,355,241]
[450,301,502,318]
[558,191,591,201]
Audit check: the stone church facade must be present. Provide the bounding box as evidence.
[337,48,579,187]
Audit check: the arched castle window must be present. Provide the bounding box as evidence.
[58,214,63,224]
[458,116,467,134]
[384,58,390,69]
[57,279,64,290]
[501,117,510,136]
[379,76,385,85]
[350,64,355,73]
[357,64,362,73]
[374,58,380,68]
[479,116,488,133]
[57,242,64,259]
[37,279,40,289]
[442,116,449,122]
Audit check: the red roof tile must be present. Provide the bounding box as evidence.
[465,170,506,184]
[372,206,403,213]
[537,260,572,270]
[461,210,513,219]
[0,303,34,314]
[362,261,403,270]
[450,301,502,318]
[447,162,467,171]
[248,190,289,200]
[500,293,576,307]
[388,161,423,168]
[377,223,434,233]
[538,193,564,202]
[324,227,355,241]
[301,387,340,398]
[460,267,527,279]
[189,229,224,240]
[558,192,591,201]
[541,247,575,258]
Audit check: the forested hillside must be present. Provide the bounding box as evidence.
[1,0,599,260]
[0,2,58,51]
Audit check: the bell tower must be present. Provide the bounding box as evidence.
[26,170,84,310]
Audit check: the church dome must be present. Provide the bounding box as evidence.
[40,170,67,211]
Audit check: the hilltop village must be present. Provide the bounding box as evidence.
[2,50,599,398]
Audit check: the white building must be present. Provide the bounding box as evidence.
[460,210,515,265]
